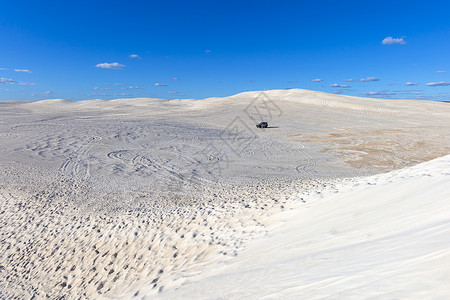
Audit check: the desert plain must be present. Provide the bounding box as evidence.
[1,89,449,299]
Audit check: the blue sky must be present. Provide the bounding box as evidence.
[1,0,449,101]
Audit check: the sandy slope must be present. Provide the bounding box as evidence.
[0,89,449,299]
[155,155,450,299]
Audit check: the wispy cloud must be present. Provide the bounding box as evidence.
[168,91,181,94]
[311,79,323,82]
[405,82,419,86]
[121,86,143,90]
[20,81,36,85]
[436,70,447,73]
[154,83,168,87]
[95,62,126,69]
[344,79,354,82]
[392,89,422,95]
[14,69,32,74]
[205,49,212,54]
[0,77,35,85]
[93,87,112,90]
[172,77,180,81]
[359,77,379,82]
[288,80,298,83]
[114,93,141,96]
[88,93,109,97]
[0,78,17,84]
[0,68,7,71]
[363,90,394,97]
[382,36,406,45]
[426,81,450,86]
[31,90,53,97]
[129,54,141,59]
[330,83,350,88]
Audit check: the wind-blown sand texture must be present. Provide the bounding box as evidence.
[0,89,449,299]
[156,155,450,299]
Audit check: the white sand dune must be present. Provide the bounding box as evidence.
[0,89,449,299]
[155,155,450,299]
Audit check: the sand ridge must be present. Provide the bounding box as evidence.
[154,155,450,299]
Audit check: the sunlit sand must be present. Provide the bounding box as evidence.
[1,89,449,299]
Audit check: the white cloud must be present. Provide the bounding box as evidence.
[382,36,406,45]
[121,86,143,90]
[437,70,448,73]
[405,82,419,86]
[205,49,212,54]
[392,89,422,95]
[344,79,354,82]
[154,83,168,87]
[0,78,16,84]
[103,82,127,86]
[0,68,7,71]
[426,81,450,86]
[363,90,394,97]
[114,93,140,96]
[359,77,380,82]
[93,87,112,90]
[0,77,35,85]
[31,91,53,97]
[172,77,180,81]
[403,90,423,95]
[330,83,350,88]
[95,62,126,69]
[88,93,109,97]
[129,54,141,59]
[311,79,323,82]
[14,69,32,74]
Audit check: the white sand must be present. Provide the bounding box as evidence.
[155,155,450,299]
[0,89,449,299]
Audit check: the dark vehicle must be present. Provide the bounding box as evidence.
[256,122,268,128]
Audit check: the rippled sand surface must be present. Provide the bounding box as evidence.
[1,89,449,298]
